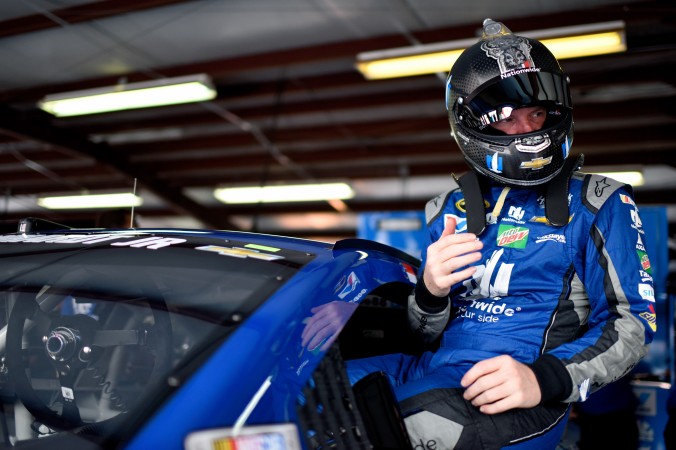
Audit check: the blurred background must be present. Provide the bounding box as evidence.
[0,0,673,239]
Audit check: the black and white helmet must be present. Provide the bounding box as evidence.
[446,19,574,186]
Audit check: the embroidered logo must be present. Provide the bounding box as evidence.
[640,304,657,332]
[638,283,655,302]
[455,199,491,213]
[594,177,611,197]
[637,250,652,274]
[535,234,566,244]
[507,206,525,221]
[496,225,529,249]
[619,193,636,206]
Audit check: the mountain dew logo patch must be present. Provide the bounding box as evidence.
[497,225,529,249]
[637,250,652,274]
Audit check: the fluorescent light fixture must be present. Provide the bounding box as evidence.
[214,183,355,204]
[38,74,217,117]
[356,21,626,80]
[38,193,143,209]
[596,171,644,186]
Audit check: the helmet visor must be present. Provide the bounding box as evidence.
[458,71,571,129]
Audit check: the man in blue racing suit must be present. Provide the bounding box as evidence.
[346,19,656,449]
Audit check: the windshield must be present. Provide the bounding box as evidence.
[0,233,313,446]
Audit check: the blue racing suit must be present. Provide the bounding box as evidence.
[347,172,656,449]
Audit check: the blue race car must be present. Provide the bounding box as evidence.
[0,219,420,449]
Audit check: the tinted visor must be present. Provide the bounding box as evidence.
[460,71,571,129]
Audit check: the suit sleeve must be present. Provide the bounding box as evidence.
[538,180,655,403]
[407,190,455,344]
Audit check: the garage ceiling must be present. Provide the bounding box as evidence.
[0,0,674,239]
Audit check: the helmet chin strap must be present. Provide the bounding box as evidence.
[453,154,585,235]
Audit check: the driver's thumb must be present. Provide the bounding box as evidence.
[441,215,456,238]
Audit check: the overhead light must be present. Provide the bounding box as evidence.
[356,21,626,80]
[214,183,355,204]
[38,74,217,117]
[37,193,143,209]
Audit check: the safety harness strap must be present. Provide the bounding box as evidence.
[545,154,585,226]
[455,154,585,234]
[454,170,486,235]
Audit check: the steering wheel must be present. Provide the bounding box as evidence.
[5,288,173,432]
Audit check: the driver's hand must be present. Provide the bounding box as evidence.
[301,301,358,352]
[461,355,542,414]
[423,217,483,297]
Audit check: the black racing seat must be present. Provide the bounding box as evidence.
[353,371,412,450]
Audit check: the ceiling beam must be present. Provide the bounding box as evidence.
[2,1,672,104]
[0,106,239,230]
[0,0,191,38]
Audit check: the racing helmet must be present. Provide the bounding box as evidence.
[446,19,574,186]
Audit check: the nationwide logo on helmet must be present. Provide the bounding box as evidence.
[481,34,539,79]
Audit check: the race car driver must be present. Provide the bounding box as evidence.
[346,18,656,449]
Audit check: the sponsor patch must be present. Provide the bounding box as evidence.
[507,206,525,221]
[535,233,566,244]
[638,283,655,302]
[640,305,657,332]
[636,234,646,252]
[455,198,490,213]
[636,250,652,274]
[496,225,529,249]
[619,194,636,207]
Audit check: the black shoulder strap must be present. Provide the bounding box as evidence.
[454,154,584,234]
[545,154,585,227]
[453,171,487,235]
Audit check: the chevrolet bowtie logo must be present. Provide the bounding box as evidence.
[520,156,553,170]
